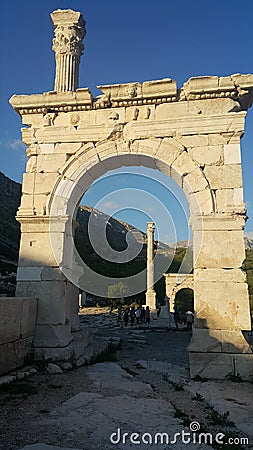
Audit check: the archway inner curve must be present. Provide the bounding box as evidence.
[49,142,209,296]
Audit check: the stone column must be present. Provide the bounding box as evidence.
[51,9,86,92]
[145,222,156,309]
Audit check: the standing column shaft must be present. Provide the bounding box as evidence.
[51,9,86,92]
[145,222,156,309]
[147,222,155,289]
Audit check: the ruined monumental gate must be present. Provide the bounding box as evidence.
[10,9,253,379]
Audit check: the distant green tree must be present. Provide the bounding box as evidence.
[107,281,129,306]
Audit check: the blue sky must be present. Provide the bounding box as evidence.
[1,0,253,242]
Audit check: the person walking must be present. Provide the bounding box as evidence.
[130,306,136,327]
[173,305,179,330]
[136,306,141,324]
[185,310,194,331]
[145,306,150,325]
[123,307,129,327]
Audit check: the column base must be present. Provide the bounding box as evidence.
[34,328,93,362]
[145,289,156,310]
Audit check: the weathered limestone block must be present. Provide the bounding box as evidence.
[35,126,78,144]
[208,133,229,146]
[18,232,58,267]
[78,124,118,142]
[0,337,34,376]
[22,173,35,194]
[189,353,236,380]
[154,101,188,120]
[39,143,55,154]
[16,280,68,325]
[179,134,209,148]
[188,97,239,115]
[0,297,37,374]
[234,354,253,380]
[34,323,72,348]
[35,173,59,194]
[22,113,44,128]
[189,329,251,354]
[193,213,245,231]
[21,127,36,145]
[154,137,184,166]
[194,230,245,269]
[0,298,23,344]
[215,188,245,213]
[19,194,34,212]
[55,142,82,154]
[40,266,66,281]
[233,187,244,205]
[96,141,117,160]
[172,151,198,176]
[188,145,223,165]
[97,81,142,102]
[190,351,253,380]
[194,268,246,283]
[37,154,68,173]
[188,190,214,215]
[20,297,38,338]
[204,164,242,189]
[33,194,48,215]
[194,281,251,330]
[142,78,177,97]
[183,168,209,193]
[183,76,219,95]
[130,137,161,157]
[224,143,241,164]
[26,155,37,172]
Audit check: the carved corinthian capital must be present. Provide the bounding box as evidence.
[51,9,86,92]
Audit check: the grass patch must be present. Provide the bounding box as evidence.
[208,409,235,427]
[90,341,118,364]
[192,392,205,402]
[174,407,191,427]
[122,366,138,376]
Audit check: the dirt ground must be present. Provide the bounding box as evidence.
[0,310,252,450]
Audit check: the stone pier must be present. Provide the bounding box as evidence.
[145,222,156,310]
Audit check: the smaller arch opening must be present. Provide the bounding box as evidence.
[174,288,194,325]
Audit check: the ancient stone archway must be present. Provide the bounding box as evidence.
[10,9,253,379]
[164,274,194,313]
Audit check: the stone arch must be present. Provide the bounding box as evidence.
[164,273,194,313]
[48,137,215,220]
[10,13,253,377]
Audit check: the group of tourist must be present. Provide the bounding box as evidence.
[118,305,151,327]
[115,303,194,330]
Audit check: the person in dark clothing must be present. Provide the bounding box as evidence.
[130,306,136,326]
[173,305,179,330]
[123,307,130,327]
